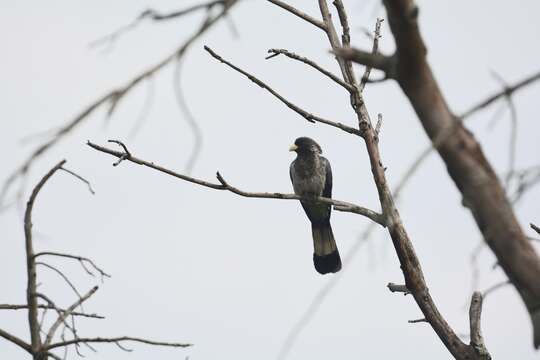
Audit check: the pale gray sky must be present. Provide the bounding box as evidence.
[2,1,540,359]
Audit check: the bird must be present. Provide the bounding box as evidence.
[289,137,341,274]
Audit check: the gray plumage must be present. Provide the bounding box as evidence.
[289,137,341,274]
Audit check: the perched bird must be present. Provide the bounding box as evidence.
[289,137,341,274]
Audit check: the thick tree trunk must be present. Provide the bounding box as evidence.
[382,0,540,347]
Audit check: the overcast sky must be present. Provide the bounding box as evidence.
[2,1,540,359]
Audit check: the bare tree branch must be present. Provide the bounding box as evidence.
[45,337,191,351]
[90,0,230,48]
[408,318,427,324]
[204,46,361,136]
[318,0,354,85]
[36,262,83,301]
[59,167,95,195]
[336,2,540,347]
[266,0,326,31]
[87,140,386,225]
[383,0,540,348]
[387,283,410,295]
[333,47,396,78]
[266,48,354,92]
[33,252,111,279]
[0,0,240,206]
[461,69,540,119]
[0,304,104,319]
[44,286,99,346]
[0,327,32,353]
[469,292,491,359]
[359,18,384,91]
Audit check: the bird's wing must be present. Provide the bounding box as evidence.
[322,156,332,199]
[289,160,295,184]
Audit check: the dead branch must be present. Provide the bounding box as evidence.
[90,1,230,48]
[33,252,111,279]
[333,47,396,78]
[44,286,99,346]
[0,0,240,207]
[266,0,326,31]
[461,69,540,119]
[45,336,190,352]
[0,304,104,319]
[469,292,491,359]
[0,328,32,353]
[266,48,354,92]
[204,46,361,136]
[387,283,410,295]
[25,160,67,353]
[87,140,386,225]
[359,18,384,91]
[336,1,540,348]
[2,160,191,359]
[59,167,95,195]
[36,262,83,301]
[408,318,427,324]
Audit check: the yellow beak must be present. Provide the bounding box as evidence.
[289,144,298,152]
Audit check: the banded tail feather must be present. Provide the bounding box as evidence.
[311,222,341,274]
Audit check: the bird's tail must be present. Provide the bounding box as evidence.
[311,222,341,274]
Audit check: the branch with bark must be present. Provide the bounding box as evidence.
[334,0,540,349]
[0,160,190,359]
[87,140,385,225]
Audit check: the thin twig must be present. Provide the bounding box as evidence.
[0,304,104,319]
[36,262,84,302]
[387,283,410,295]
[33,252,111,279]
[408,318,427,324]
[359,18,384,91]
[266,0,326,31]
[59,167,95,195]
[266,48,354,92]
[46,336,191,351]
[44,286,99,346]
[0,328,32,353]
[89,0,227,48]
[460,69,540,119]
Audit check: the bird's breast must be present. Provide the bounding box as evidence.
[291,158,326,196]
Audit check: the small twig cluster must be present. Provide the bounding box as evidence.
[0,161,190,359]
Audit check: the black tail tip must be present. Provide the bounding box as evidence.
[313,251,342,274]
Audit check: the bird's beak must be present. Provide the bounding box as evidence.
[289,144,298,152]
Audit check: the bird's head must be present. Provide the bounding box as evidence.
[289,137,322,156]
